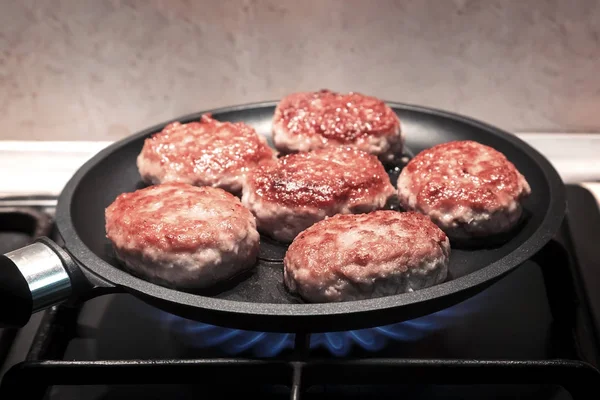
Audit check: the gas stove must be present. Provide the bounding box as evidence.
[0,183,598,399]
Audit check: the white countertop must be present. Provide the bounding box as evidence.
[0,134,599,203]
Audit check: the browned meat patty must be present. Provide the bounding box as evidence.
[283,210,450,303]
[397,140,531,240]
[137,114,276,195]
[105,182,260,289]
[272,89,403,164]
[241,146,396,243]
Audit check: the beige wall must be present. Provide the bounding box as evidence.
[1,0,599,141]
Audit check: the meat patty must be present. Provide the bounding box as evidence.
[241,146,396,243]
[105,182,260,289]
[137,114,276,195]
[397,140,532,240]
[272,89,403,164]
[284,210,450,303]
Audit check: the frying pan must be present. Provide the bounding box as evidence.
[0,101,565,333]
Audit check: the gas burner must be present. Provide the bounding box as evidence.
[162,290,482,357]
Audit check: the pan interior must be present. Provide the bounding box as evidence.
[68,105,550,305]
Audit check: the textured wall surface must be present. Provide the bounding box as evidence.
[1,0,599,140]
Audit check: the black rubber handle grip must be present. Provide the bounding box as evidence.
[0,253,34,328]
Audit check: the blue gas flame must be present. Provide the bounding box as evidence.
[162,290,483,357]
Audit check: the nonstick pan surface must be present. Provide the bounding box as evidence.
[55,101,565,332]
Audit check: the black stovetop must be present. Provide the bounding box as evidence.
[0,185,598,399]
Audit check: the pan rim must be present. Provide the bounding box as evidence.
[55,100,566,319]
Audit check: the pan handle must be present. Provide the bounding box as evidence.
[0,236,113,328]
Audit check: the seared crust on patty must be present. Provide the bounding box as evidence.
[397,140,531,240]
[105,182,260,289]
[283,210,450,303]
[272,89,403,163]
[241,146,396,242]
[137,114,276,195]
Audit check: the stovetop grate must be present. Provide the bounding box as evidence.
[1,357,598,399]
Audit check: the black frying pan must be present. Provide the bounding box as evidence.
[0,101,565,333]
